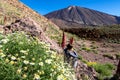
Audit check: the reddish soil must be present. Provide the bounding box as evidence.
[74,39,120,66]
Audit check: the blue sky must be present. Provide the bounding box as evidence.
[20,0,120,16]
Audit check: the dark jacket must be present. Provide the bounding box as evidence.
[64,48,78,58]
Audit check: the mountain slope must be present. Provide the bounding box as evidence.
[0,0,63,52]
[0,0,63,44]
[45,6,120,28]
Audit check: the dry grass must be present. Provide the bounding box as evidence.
[0,0,63,44]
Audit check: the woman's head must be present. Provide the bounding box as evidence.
[67,44,73,50]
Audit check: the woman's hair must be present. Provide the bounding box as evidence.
[67,44,73,50]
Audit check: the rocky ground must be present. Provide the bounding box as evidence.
[75,60,97,80]
[3,18,62,52]
[73,39,120,80]
[75,39,120,65]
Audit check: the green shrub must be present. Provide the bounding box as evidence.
[0,59,21,80]
[92,63,115,80]
[81,59,88,63]
[81,47,92,52]
[0,32,75,80]
[0,33,4,40]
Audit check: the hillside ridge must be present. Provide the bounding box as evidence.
[0,0,63,52]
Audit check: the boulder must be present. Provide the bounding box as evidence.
[75,60,98,80]
[3,17,62,53]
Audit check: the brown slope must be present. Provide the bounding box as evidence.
[0,0,62,52]
[3,18,62,52]
[0,0,61,38]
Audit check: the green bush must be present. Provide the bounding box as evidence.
[81,47,92,52]
[0,59,21,80]
[0,33,4,40]
[92,63,115,80]
[0,32,75,80]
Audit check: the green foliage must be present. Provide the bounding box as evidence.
[0,33,4,40]
[0,0,62,44]
[0,59,20,80]
[81,45,98,54]
[81,47,92,52]
[81,59,88,64]
[80,42,98,54]
[0,32,75,80]
[78,55,88,63]
[78,55,83,60]
[2,32,36,55]
[92,63,115,80]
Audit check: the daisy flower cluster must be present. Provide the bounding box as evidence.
[0,32,76,80]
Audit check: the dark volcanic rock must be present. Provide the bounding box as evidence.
[45,6,120,28]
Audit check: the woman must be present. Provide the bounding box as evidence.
[64,44,78,68]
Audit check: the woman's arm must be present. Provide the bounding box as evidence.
[69,51,78,58]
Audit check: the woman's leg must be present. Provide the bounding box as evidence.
[74,60,78,68]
